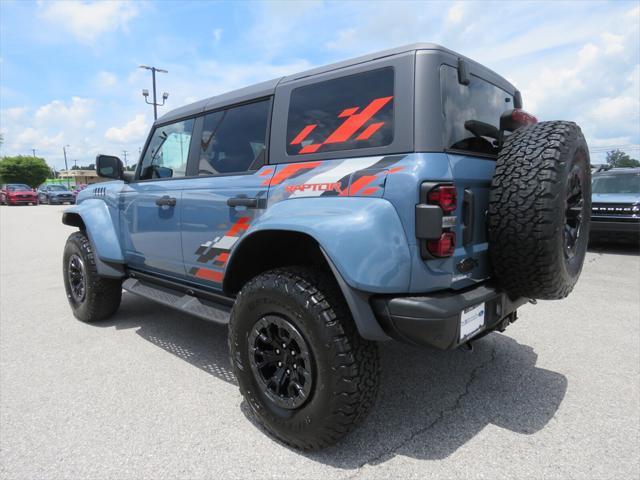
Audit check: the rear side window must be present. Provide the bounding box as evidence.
[198,99,270,175]
[441,64,513,156]
[286,67,394,155]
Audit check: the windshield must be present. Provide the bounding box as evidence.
[592,174,640,194]
[7,184,31,191]
[48,185,68,191]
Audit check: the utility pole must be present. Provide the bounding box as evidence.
[139,65,169,120]
[31,149,36,158]
[63,145,70,188]
[122,150,128,167]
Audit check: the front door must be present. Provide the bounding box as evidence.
[180,99,273,289]
[120,117,196,278]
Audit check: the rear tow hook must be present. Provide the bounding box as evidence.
[459,341,474,353]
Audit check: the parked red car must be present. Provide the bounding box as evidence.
[0,183,39,205]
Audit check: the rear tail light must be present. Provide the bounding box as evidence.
[427,185,457,214]
[500,108,538,133]
[511,109,538,125]
[427,232,456,258]
[417,182,458,258]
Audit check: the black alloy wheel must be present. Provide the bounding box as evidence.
[248,315,314,410]
[67,254,86,303]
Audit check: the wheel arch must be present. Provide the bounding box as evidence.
[223,229,390,341]
[61,200,125,278]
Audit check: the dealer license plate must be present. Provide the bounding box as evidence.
[460,302,485,341]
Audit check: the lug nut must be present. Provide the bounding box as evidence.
[276,349,280,354]
[293,364,297,369]
[277,362,282,367]
[282,343,286,348]
[291,350,295,355]
[286,369,290,374]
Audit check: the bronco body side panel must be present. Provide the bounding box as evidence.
[235,196,412,293]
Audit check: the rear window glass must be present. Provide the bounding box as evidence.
[286,67,394,155]
[441,64,513,156]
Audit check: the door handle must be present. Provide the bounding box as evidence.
[156,195,177,207]
[227,197,259,208]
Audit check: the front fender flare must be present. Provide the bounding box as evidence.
[234,197,412,293]
[62,199,124,278]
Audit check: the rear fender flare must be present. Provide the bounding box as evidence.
[229,197,412,293]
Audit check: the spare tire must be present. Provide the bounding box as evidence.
[488,121,591,300]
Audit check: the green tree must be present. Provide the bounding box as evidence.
[0,155,52,187]
[605,149,640,168]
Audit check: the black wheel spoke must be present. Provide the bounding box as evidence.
[248,315,314,410]
[67,254,86,303]
[563,167,585,259]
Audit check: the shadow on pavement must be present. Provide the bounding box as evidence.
[588,239,639,256]
[99,293,567,467]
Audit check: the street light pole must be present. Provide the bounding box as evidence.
[63,145,70,188]
[139,65,169,120]
[122,150,128,167]
[31,149,36,158]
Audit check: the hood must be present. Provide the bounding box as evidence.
[8,189,35,195]
[592,193,640,204]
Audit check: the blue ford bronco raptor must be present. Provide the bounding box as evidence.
[62,43,591,450]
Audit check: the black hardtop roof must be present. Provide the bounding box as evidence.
[157,43,517,125]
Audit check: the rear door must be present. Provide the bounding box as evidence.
[180,99,273,289]
[120,117,196,278]
[441,63,515,284]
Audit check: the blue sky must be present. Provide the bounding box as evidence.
[1,0,638,169]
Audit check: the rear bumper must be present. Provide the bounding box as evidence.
[371,284,528,349]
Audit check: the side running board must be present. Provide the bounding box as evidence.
[122,278,230,324]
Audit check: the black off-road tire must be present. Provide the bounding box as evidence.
[228,267,380,450]
[63,231,122,322]
[488,121,591,300]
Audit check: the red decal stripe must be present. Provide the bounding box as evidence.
[299,143,322,154]
[341,174,378,196]
[356,122,384,140]
[338,107,359,118]
[388,166,403,174]
[290,124,317,145]
[226,216,250,236]
[361,187,379,196]
[324,96,393,145]
[259,167,274,177]
[265,162,323,186]
[195,268,223,282]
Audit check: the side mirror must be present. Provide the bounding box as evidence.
[96,155,124,180]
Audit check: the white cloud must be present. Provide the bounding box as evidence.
[213,28,223,45]
[104,114,148,144]
[35,97,94,128]
[38,0,139,44]
[445,3,465,25]
[96,71,118,89]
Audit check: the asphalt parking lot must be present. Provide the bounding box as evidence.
[1,204,638,480]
